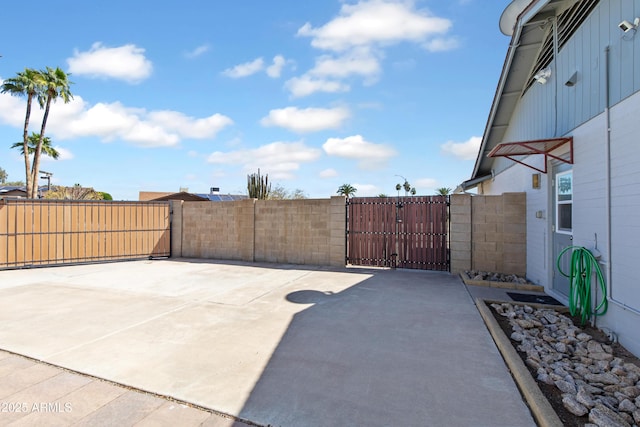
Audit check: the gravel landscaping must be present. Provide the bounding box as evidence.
[490,302,640,427]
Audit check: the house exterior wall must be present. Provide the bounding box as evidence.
[481,0,640,356]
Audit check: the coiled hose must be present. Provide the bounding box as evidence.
[556,246,608,325]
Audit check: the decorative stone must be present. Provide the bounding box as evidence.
[577,332,592,341]
[556,379,578,394]
[562,394,588,416]
[618,399,636,413]
[596,395,622,410]
[577,387,597,408]
[590,352,614,361]
[586,373,621,385]
[499,303,640,425]
[589,403,632,427]
[511,332,525,342]
[543,312,559,324]
[554,342,568,353]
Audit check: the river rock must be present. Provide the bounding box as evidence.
[556,379,577,394]
[589,403,632,427]
[562,394,588,416]
[618,399,636,413]
[586,373,621,385]
[577,387,597,408]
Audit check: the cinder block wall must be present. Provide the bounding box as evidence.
[180,199,255,261]
[176,196,346,267]
[254,197,345,265]
[450,193,526,276]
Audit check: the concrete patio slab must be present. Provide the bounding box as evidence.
[0,259,536,426]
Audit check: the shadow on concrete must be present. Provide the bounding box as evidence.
[235,269,536,427]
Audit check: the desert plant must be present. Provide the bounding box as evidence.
[247,169,271,199]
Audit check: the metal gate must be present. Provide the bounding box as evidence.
[346,196,449,271]
[0,199,170,270]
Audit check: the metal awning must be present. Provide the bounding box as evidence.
[487,137,573,173]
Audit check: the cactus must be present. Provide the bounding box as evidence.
[247,169,271,199]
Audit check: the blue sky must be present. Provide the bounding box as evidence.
[0,0,511,200]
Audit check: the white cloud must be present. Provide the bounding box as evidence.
[322,134,396,169]
[297,0,452,52]
[352,183,379,197]
[67,42,153,83]
[424,37,460,52]
[222,58,264,78]
[207,141,322,180]
[3,94,234,148]
[319,168,338,178]
[0,84,27,127]
[440,136,481,160]
[266,55,286,78]
[147,111,233,139]
[260,106,350,133]
[311,49,381,79]
[285,75,350,98]
[414,178,438,191]
[42,146,73,162]
[185,44,210,59]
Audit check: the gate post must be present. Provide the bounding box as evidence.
[330,196,347,267]
[449,194,472,274]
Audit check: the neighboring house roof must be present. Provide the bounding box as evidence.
[139,191,174,201]
[140,190,248,202]
[193,193,248,202]
[151,192,209,202]
[0,186,50,198]
[470,0,596,181]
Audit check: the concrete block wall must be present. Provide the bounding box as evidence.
[449,194,472,274]
[450,193,526,276]
[180,199,255,261]
[175,196,346,267]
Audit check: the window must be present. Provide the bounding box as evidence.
[556,171,572,234]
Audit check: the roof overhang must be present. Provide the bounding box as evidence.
[487,136,573,173]
[456,174,494,192]
[470,0,579,180]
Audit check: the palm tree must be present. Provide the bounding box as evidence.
[336,184,357,198]
[11,133,60,160]
[30,67,73,198]
[1,68,41,196]
[435,187,452,196]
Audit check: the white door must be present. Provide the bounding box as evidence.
[552,168,573,296]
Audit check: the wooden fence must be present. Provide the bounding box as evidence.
[0,199,170,269]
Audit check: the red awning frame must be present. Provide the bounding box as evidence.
[487,137,573,173]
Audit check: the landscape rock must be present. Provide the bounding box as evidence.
[562,394,588,416]
[577,387,597,408]
[618,399,636,413]
[589,403,631,427]
[556,379,577,394]
[494,302,640,425]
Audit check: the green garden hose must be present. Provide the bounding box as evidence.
[556,246,608,325]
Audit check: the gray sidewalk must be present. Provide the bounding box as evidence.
[0,350,251,426]
[0,259,536,426]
